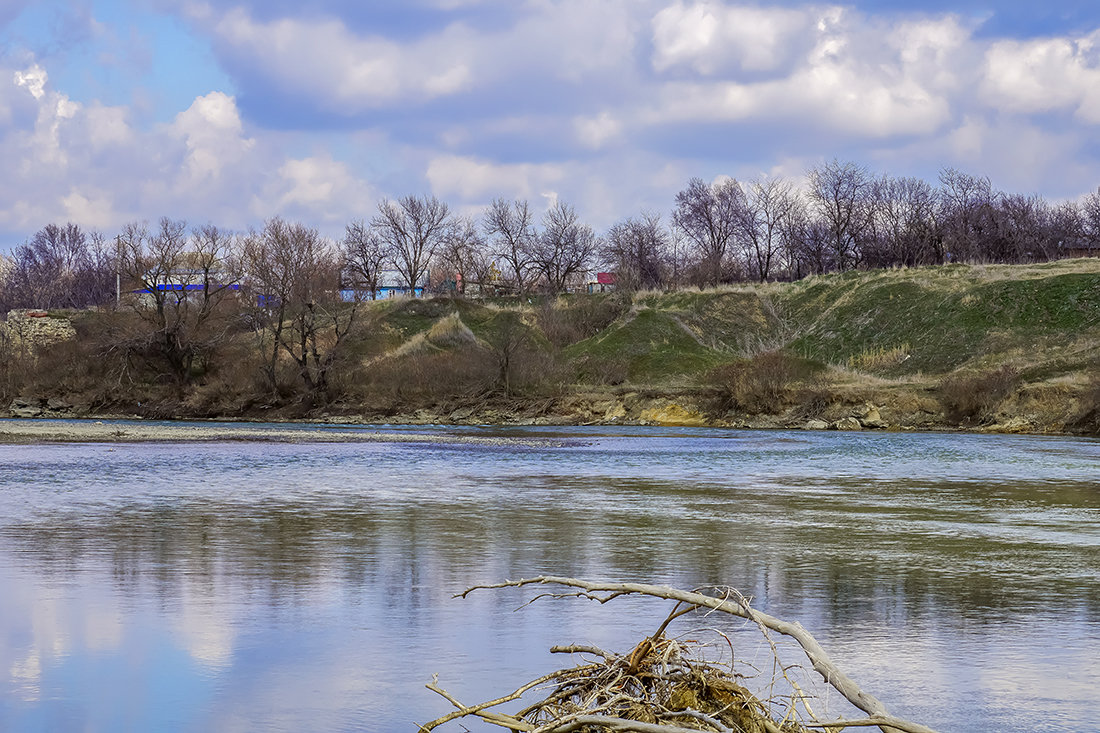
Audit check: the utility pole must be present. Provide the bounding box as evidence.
[115,234,121,307]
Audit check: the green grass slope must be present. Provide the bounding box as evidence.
[389,260,1099,390]
[776,260,1100,378]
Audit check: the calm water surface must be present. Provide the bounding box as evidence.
[0,422,1098,732]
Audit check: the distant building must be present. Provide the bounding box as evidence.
[127,259,242,308]
[131,278,240,307]
[341,269,425,300]
[587,272,617,294]
[1064,242,1100,258]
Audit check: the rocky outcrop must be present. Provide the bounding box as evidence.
[8,396,76,419]
[638,402,708,427]
[981,416,1036,434]
[858,403,889,429]
[831,416,863,431]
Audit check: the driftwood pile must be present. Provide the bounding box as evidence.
[418,577,939,733]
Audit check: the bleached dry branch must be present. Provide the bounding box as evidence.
[418,576,939,733]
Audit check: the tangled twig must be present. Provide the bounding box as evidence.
[417,576,939,733]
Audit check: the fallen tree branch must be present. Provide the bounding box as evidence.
[457,576,939,733]
[419,677,545,732]
[550,644,619,662]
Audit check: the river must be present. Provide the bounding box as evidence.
[0,423,1097,732]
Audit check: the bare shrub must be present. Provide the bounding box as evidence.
[1069,370,1100,435]
[789,380,835,420]
[707,350,822,414]
[509,345,568,398]
[365,346,496,410]
[537,295,629,348]
[939,366,1020,424]
[180,337,270,416]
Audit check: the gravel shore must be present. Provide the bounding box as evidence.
[0,419,564,447]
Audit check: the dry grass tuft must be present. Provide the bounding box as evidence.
[847,343,911,371]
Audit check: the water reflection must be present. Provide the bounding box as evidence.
[0,428,1098,731]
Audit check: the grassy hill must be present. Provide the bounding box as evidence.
[370,258,1099,432]
[5,259,1099,434]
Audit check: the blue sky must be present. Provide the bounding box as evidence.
[1,0,1099,245]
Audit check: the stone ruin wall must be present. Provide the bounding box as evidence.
[2,310,79,418]
[0,310,77,350]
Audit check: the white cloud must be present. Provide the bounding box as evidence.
[0,58,379,238]
[189,0,644,117]
[644,10,959,138]
[5,2,1100,247]
[574,112,623,149]
[172,91,255,183]
[13,65,47,100]
[61,189,117,229]
[870,114,1100,199]
[426,154,566,201]
[652,2,812,74]
[255,153,376,228]
[83,104,132,149]
[202,7,476,110]
[425,151,697,229]
[981,31,1100,122]
[652,2,719,72]
[889,16,971,89]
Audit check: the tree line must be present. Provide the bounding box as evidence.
[4,161,1100,314]
[2,160,1099,410]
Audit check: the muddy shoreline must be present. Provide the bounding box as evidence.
[0,418,575,446]
[1,406,1091,445]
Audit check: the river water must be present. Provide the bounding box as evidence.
[0,423,1097,732]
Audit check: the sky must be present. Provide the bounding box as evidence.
[1,0,1100,246]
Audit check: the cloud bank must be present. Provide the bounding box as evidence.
[0,1,1099,243]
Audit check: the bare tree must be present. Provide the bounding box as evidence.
[865,175,938,267]
[778,196,832,278]
[739,177,797,282]
[1082,189,1100,248]
[482,198,536,294]
[242,218,356,401]
[672,177,747,286]
[994,192,1051,263]
[116,218,241,385]
[602,212,669,291]
[437,216,490,297]
[343,219,390,300]
[527,202,597,294]
[2,223,114,310]
[807,159,872,272]
[372,195,452,295]
[665,227,692,290]
[1045,201,1086,259]
[482,309,532,396]
[937,167,997,262]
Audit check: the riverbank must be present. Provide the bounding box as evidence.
[3,260,1098,438]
